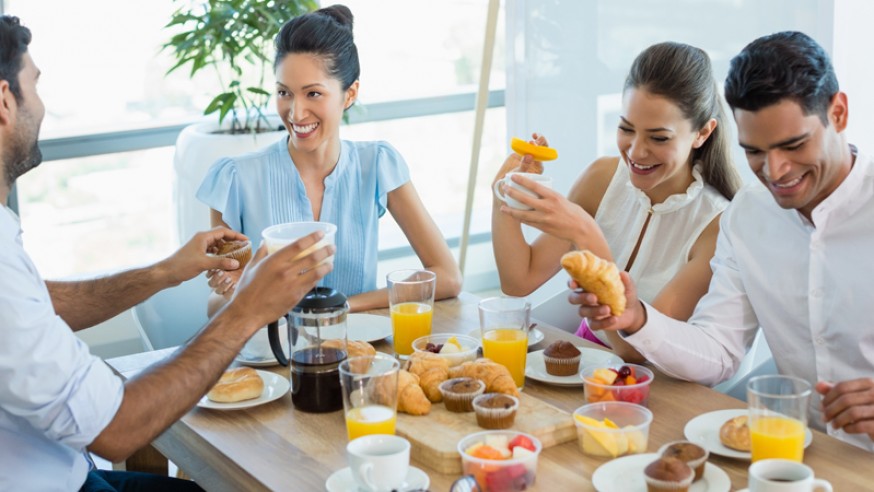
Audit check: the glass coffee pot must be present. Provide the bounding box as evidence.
[268,287,349,413]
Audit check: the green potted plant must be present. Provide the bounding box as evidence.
[163,0,317,133]
[161,0,316,244]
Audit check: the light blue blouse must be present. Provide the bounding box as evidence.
[197,137,411,296]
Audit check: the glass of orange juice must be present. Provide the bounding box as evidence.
[387,270,437,359]
[747,375,812,462]
[478,296,531,390]
[339,353,400,441]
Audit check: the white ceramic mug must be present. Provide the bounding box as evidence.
[493,172,553,210]
[745,459,832,492]
[240,318,288,362]
[347,434,410,492]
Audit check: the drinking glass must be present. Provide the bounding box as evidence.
[387,270,437,358]
[478,296,530,389]
[747,375,812,462]
[339,353,400,441]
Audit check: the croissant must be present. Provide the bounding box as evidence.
[448,358,520,397]
[405,351,450,402]
[396,369,431,416]
[321,339,376,374]
[560,249,626,316]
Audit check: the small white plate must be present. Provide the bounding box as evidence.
[325,465,429,492]
[197,370,289,410]
[467,327,545,348]
[592,452,730,492]
[347,313,392,342]
[234,355,279,367]
[525,347,622,386]
[683,408,813,460]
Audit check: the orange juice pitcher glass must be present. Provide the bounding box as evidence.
[387,270,437,359]
[478,296,531,390]
[747,375,812,462]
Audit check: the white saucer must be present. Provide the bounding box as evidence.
[592,453,730,492]
[683,408,813,460]
[347,313,392,342]
[197,371,289,410]
[525,347,622,386]
[325,465,429,492]
[467,327,545,348]
[234,355,279,367]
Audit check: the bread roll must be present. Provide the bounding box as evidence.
[207,367,264,403]
[560,250,626,316]
[719,415,751,452]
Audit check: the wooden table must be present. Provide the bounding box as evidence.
[107,293,869,491]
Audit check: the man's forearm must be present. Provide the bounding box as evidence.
[47,261,177,331]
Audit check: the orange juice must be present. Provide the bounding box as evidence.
[391,302,433,356]
[750,416,806,462]
[345,405,397,440]
[482,328,528,388]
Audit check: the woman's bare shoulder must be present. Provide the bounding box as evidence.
[569,156,620,216]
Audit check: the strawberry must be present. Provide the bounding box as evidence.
[508,434,536,453]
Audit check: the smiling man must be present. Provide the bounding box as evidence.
[571,31,874,452]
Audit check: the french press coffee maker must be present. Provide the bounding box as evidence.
[268,287,349,413]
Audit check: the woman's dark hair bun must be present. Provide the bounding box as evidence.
[318,4,354,29]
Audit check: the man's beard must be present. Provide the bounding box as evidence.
[4,140,42,189]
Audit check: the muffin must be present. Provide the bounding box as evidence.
[472,393,519,429]
[439,377,485,412]
[209,239,252,268]
[643,457,694,492]
[542,340,582,376]
[659,440,709,482]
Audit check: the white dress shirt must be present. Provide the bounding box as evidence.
[0,206,124,491]
[624,147,874,451]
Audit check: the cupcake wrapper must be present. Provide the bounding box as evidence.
[543,353,582,376]
[643,474,694,491]
[440,378,485,413]
[218,241,252,267]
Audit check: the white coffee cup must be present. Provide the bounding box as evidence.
[240,318,288,362]
[347,434,410,492]
[745,459,832,492]
[493,172,553,210]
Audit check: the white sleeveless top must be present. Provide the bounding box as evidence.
[594,162,729,303]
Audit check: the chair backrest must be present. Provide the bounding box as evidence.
[132,276,211,351]
[713,328,776,401]
[531,288,582,334]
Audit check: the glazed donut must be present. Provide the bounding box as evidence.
[560,250,626,316]
[207,367,264,403]
[719,415,751,452]
[510,137,558,164]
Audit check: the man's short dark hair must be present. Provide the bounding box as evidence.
[724,31,838,125]
[0,15,32,103]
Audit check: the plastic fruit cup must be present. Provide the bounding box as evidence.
[457,430,542,492]
[580,363,654,407]
[411,333,479,367]
[573,401,653,458]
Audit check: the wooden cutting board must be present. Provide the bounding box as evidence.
[396,392,576,474]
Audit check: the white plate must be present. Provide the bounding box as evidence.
[325,465,429,492]
[197,370,289,410]
[525,347,622,386]
[683,409,813,460]
[467,327,545,348]
[592,452,731,492]
[234,355,280,367]
[347,313,392,342]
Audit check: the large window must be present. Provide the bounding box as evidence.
[8,1,507,279]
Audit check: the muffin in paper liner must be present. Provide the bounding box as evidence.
[210,239,252,268]
[659,440,709,482]
[543,340,582,376]
[473,393,519,429]
[643,456,694,492]
[439,377,485,413]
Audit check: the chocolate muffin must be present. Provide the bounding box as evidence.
[439,377,485,413]
[643,457,694,492]
[209,239,252,268]
[542,340,582,376]
[659,441,709,482]
[472,393,519,429]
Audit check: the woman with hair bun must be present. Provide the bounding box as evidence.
[492,42,741,362]
[199,5,461,314]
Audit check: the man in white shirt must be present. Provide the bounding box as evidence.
[572,31,874,451]
[0,16,334,491]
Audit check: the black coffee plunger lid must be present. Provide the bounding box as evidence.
[294,287,347,312]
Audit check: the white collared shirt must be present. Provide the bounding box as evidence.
[624,147,874,452]
[0,206,124,491]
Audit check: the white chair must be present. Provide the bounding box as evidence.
[132,276,211,351]
[530,288,582,334]
[713,328,777,401]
